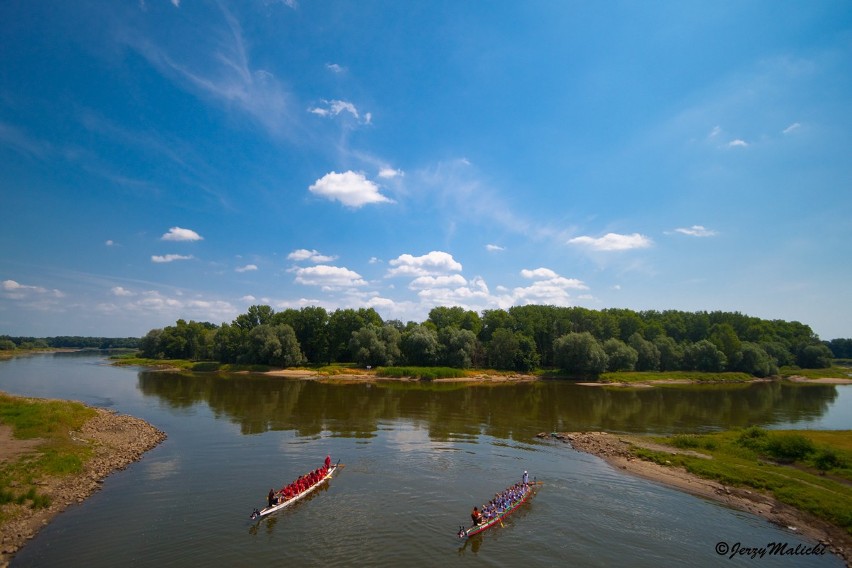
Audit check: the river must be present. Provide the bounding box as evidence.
[0,353,848,567]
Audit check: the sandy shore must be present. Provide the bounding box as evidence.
[0,408,166,566]
[547,431,850,566]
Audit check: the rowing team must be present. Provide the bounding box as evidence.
[268,454,333,507]
[471,479,529,525]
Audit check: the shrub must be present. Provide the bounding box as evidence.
[765,433,815,463]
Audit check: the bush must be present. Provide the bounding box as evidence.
[813,449,845,472]
[765,433,815,463]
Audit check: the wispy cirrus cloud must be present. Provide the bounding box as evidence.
[568,232,652,251]
[2,279,64,300]
[673,225,717,237]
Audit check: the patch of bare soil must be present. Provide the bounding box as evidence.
[0,409,166,566]
[543,431,850,567]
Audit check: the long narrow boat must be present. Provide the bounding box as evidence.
[250,460,340,520]
[457,479,536,538]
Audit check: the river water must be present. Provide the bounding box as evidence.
[0,353,848,567]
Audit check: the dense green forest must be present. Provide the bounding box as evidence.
[135,305,842,377]
[0,336,140,350]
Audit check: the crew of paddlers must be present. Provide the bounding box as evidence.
[267,454,333,508]
[471,478,529,525]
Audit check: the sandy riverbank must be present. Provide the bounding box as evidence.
[547,431,850,566]
[0,407,166,566]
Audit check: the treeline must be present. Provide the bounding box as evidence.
[139,305,837,377]
[0,336,140,350]
[825,338,852,359]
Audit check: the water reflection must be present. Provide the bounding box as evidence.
[137,371,841,437]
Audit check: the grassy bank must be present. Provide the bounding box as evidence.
[374,366,468,380]
[636,429,852,535]
[0,393,96,519]
[779,366,852,379]
[598,370,753,383]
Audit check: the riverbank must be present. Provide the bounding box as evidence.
[0,399,166,566]
[549,431,851,566]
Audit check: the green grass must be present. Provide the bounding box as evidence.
[0,393,97,519]
[599,371,753,383]
[375,366,468,380]
[779,366,852,379]
[638,429,852,535]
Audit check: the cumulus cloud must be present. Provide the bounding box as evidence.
[387,251,463,277]
[161,227,203,241]
[509,268,588,306]
[408,274,468,290]
[326,63,343,73]
[105,240,116,246]
[486,244,505,252]
[567,232,652,251]
[235,264,258,272]
[674,225,717,237]
[287,249,338,263]
[111,286,134,297]
[293,265,367,289]
[151,254,193,263]
[727,139,748,148]
[309,171,392,208]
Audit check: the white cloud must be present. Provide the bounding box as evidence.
[2,279,64,301]
[508,268,588,306]
[486,244,505,252]
[674,225,717,237]
[326,63,343,73]
[235,264,258,272]
[567,232,653,251]
[151,254,193,263]
[521,267,559,280]
[783,122,801,134]
[708,125,722,138]
[293,265,367,289]
[309,171,392,208]
[241,295,256,302]
[287,249,338,263]
[727,139,748,148]
[111,286,134,297]
[387,251,463,277]
[161,227,203,241]
[378,167,404,179]
[408,274,468,290]
[308,99,361,120]
[105,240,115,246]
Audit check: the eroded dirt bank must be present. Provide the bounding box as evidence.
[0,408,166,566]
[545,431,850,566]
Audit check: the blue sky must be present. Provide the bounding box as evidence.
[1,0,850,340]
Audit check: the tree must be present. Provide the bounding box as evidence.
[140,328,163,358]
[438,327,477,368]
[603,338,638,372]
[213,323,248,364]
[428,306,482,335]
[628,332,660,371]
[553,332,607,375]
[328,308,383,362]
[234,305,274,331]
[709,323,742,370]
[349,324,401,367]
[401,325,439,366]
[737,342,775,377]
[654,336,683,371]
[797,344,833,369]
[683,340,727,372]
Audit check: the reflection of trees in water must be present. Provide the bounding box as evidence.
[137,372,840,439]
